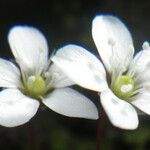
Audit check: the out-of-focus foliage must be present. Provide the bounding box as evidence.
[0,108,149,150]
[123,125,150,150]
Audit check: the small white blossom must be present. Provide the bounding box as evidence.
[52,15,150,130]
[0,26,98,127]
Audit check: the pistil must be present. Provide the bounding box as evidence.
[23,74,46,98]
[110,74,135,101]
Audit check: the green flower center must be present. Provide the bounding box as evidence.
[110,74,135,101]
[23,74,47,98]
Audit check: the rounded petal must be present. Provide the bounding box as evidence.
[0,89,39,127]
[8,26,48,74]
[100,89,138,129]
[42,87,98,119]
[48,64,74,88]
[132,90,150,115]
[51,44,108,92]
[92,15,134,73]
[0,58,21,88]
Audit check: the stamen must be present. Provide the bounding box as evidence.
[127,70,135,78]
[28,76,36,83]
[108,38,127,72]
[46,72,59,89]
[44,72,50,80]
[142,41,150,50]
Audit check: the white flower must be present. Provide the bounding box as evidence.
[52,15,150,130]
[0,26,98,127]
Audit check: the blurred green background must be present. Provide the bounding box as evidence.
[0,0,150,150]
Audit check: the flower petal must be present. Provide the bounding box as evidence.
[48,64,74,88]
[0,89,39,127]
[132,90,150,115]
[51,44,108,92]
[129,49,150,86]
[42,87,98,119]
[8,26,48,75]
[92,15,134,73]
[0,58,21,88]
[100,89,138,129]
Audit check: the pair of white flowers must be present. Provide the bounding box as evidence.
[0,15,149,129]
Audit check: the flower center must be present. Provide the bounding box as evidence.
[110,75,135,101]
[23,74,46,98]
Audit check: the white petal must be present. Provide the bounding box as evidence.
[129,49,150,82]
[42,87,98,119]
[92,15,134,73]
[8,26,48,74]
[47,64,74,88]
[0,58,21,88]
[100,89,138,129]
[132,90,150,115]
[51,44,108,92]
[0,89,39,127]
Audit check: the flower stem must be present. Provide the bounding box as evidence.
[96,109,105,150]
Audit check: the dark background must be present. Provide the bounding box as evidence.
[0,0,150,150]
